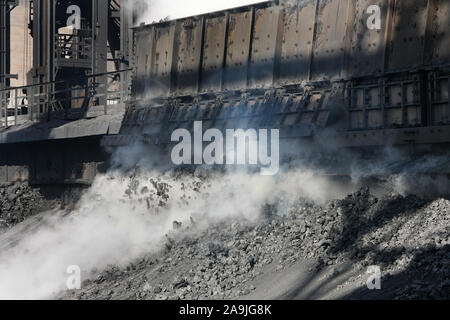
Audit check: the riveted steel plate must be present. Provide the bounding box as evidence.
[134,27,154,79]
[249,7,282,89]
[348,0,389,77]
[387,0,429,71]
[149,24,177,97]
[133,27,154,99]
[174,18,204,96]
[278,1,317,85]
[311,0,350,81]
[427,0,450,67]
[224,10,253,91]
[201,15,228,93]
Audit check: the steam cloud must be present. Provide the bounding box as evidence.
[0,135,449,299]
[0,139,355,299]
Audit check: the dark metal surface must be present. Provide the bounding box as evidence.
[127,0,450,149]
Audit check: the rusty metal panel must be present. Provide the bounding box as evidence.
[134,27,153,79]
[149,24,177,97]
[224,10,253,91]
[200,15,228,93]
[311,0,350,81]
[348,0,390,77]
[426,0,450,67]
[174,18,204,96]
[387,0,429,72]
[249,7,282,89]
[134,27,154,99]
[278,1,316,85]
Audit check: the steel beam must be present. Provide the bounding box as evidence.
[92,0,109,108]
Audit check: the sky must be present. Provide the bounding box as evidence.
[134,0,268,24]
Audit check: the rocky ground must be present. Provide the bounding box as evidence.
[0,183,55,232]
[55,172,449,300]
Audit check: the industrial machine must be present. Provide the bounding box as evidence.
[2,0,450,186]
[0,0,133,185]
[118,0,450,148]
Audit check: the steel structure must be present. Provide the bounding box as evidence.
[0,0,135,129]
[0,1,17,106]
[2,0,450,187]
[113,0,450,149]
[0,0,132,185]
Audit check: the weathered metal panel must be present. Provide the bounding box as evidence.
[271,94,306,127]
[349,77,423,130]
[300,93,323,124]
[134,27,153,79]
[386,81,421,127]
[174,18,204,96]
[348,0,390,77]
[350,85,384,130]
[387,0,429,71]
[367,86,382,128]
[278,1,316,85]
[224,10,253,91]
[214,100,236,129]
[242,98,268,129]
[430,73,450,125]
[195,100,219,131]
[426,0,450,67]
[311,0,350,81]
[200,15,228,93]
[134,27,154,100]
[249,7,282,89]
[149,24,177,97]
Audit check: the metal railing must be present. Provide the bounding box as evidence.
[55,33,93,61]
[0,69,131,128]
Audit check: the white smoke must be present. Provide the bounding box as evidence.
[0,138,448,299]
[0,154,352,299]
